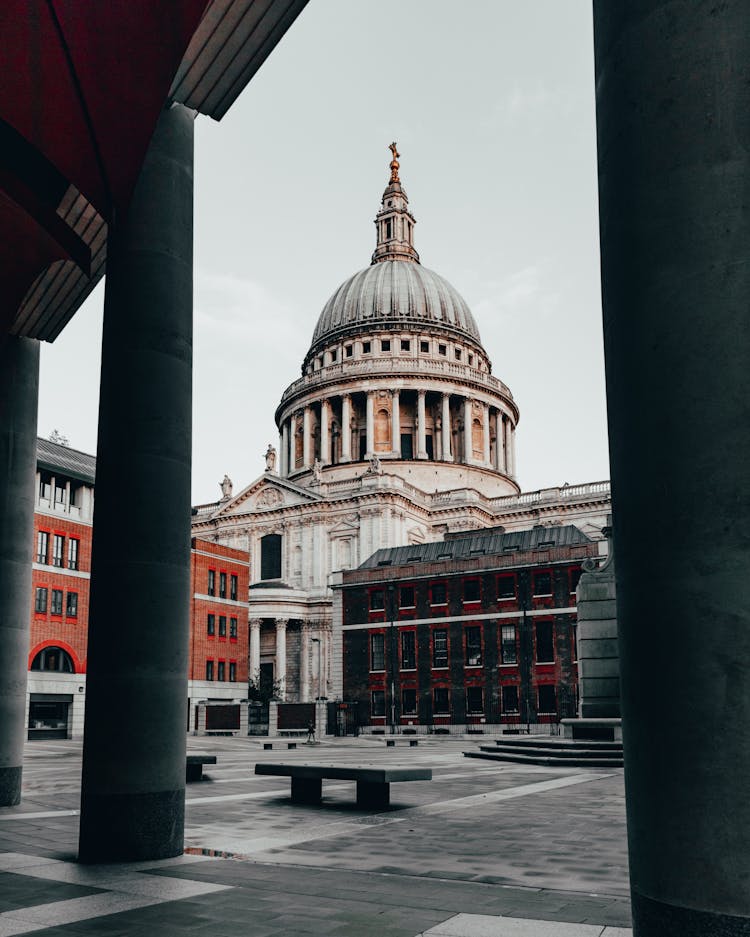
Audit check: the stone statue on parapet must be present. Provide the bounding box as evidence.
[366,453,382,474]
[265,444,277,473]
[219,474,233,499]
[312,458,323,483]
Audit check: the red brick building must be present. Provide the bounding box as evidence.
[337,525,600,734]
[27,438,250,738]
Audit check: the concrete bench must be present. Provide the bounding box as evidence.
[386,739,419,747]
[255,762,431,808]
[186,754,217,782]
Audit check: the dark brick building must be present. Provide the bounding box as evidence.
[337,525,600,733]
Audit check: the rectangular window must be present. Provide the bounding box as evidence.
[438,343,447,356]
[50,589,63,616]
[381,339,391,352]
[54,484,65,505]
[430,582,447,606]
[219,572,227,598]
[230,617,238,639]
[538,684,557,714]
[67,538,79,571]
[535,621,555,663]
[217,661,226,682]
[402,688,417,715]
[501,624,517,664]
[466,686,484,714]
[455,348,462,360]
[207,614,215,636]
[533,571,552,596]
[36,530,49,564]
[345,344,353,357]
[330,348,337,362]
[229,661,237,682]
[571,622,577,661]
[207,569,216,596]
[433,686,450,714]
[497,575,515,600]
[399,585,414,608]
[465,626,482,666]
[34,587,48,614]
[362,340,371,354]
[219,615,227,637]
[66,591,78,618]
[369,589,385,611]
[400,339,410,352]
[569,567,582,595]
[260,534,282,580]
[370,633,385,671]
[463,579,480,603]
[433,629,448,668]
[206,660,214,681]
[39,473,52,501]
[420,340,429,353]
[502,684,519,713]
[230,574,238,601]
[371,690,385,717]
[52,534,64,568]
[401,630,416,669]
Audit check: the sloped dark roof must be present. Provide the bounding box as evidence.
[359,525,591,570]
[36,438,95,484]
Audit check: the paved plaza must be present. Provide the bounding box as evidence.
[0,737,632,936]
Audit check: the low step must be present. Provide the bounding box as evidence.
[464,750,623,768]
[494,738,622,752]
[489,743,622,760]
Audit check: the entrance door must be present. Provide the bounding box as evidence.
[28,700,70,740]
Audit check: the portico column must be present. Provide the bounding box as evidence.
[275,618,288,700]
[501,416,509,473]
[391,390,401,457]
[509,427,516,477]
[482,404,491,466]
[320,399,330,464]
[302,406,312,469]
[79,103,194,862]
[594,5,750,934]
[340,395,352,462]
[289,413,297,472]
[249,618,261,682]
[441,394,452,462]
[463,397,472,464]
[281,422,289,477]
[0,336,40,806]
[416,389,427,459]
[365,391,375,457]
[299,623,310,702]
[493,411,501,470]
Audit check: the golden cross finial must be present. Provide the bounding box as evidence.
[389,141,400,183]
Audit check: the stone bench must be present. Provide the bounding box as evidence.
[186,754,217,782]
[255,762,431,808]
[386,739,419,747]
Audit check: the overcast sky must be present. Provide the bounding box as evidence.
[37,0,609,504]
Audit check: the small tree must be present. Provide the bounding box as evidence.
[248,668,282,705]
[48,429,69,447]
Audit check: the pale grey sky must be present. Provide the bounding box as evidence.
[38,0,609,504]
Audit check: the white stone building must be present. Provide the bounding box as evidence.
[191,148,611,702]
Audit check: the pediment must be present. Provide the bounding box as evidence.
[212,473,322,518]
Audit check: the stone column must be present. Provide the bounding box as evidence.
[365,391,375,457]
[416,389,427,459]
[509,427,516,477]
[289,412,297,473]
[281,422,289,477]
[391,390,401,457]
[249,618,261,682]
[78,104,194,863]
[0,336,40,806]
[594,5,750,934]
[493,411,501,470]
[441,394,452,462]
[299,623,310,703]
[340,395,352,462]
[275,618,287,701]
[320,399,330,464]
[482,404,491,466]
[463,397,472,464]
[302,406,312,469]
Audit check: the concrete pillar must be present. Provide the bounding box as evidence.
[593,4,750,933]
[275,618,287,700]
[249,618,261,682]
[0,336,40,806]
[365,391,374,457]
[482,404,491,466]
[300,623,310,703]
[416,390,427,459]
[340,395,352,462]
[281,422,289,477]
[78,103,194,862]
[441,394,452,462]
[391,390,401,457]
[320,399,330,464]
[289,413,297,472]
[463,397,472,464]
[302,406,312,469]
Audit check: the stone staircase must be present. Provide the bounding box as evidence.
[464,735,624,768]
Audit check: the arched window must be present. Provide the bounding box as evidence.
[31,646,74,673]
[260,534,282,581]
[472,418,483,459]
[375,407,391,452]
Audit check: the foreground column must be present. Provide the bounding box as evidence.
[340,395,352,462]
[275,618,287,700]
[79,103,194,862]
[391,390,401,457]
[416,390,427,458]
[441,394,452,462]
[249,618,261,681]
[593,4,750,933]
[0,337,40,806]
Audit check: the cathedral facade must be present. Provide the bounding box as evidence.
[190,148,611,703]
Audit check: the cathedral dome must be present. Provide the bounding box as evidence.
[310,261,482,350]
